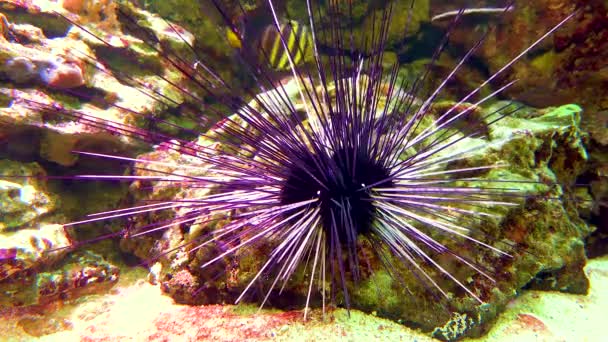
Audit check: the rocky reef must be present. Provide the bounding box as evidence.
[122,82,593,338]
[0,0,605,340]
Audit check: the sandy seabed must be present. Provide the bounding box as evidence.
[1,256,606,341]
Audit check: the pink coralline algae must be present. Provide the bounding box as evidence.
[37,57,85,89]
[4,55,84,89]
[0,248,17,260]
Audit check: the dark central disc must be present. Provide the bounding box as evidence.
[280,147,393,241]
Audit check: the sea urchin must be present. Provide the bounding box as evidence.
[4,0,581,327]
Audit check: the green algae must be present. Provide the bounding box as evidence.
[0,160,56,231]
[121,71,593,337]
[229,303,283,316]
[289,0,430,53]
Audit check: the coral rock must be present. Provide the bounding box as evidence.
[0,160,56,231]
[0,224,70,282]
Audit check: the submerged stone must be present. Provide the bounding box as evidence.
[121,75,592,338]
[0,160,56,231]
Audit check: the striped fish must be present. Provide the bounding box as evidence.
[257,20,314,71]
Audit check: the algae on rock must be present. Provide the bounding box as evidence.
[0,160,56,231]
[118,70,592,337]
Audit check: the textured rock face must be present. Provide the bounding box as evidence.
[0,222,119,307]
[0,224,69,281]
[432,1,608,250]
[122,76,592,338]
[0,161,55,231]
[287,0,430,53]
[0,0,231,310]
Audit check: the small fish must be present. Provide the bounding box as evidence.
[261,20,314,70]
[431,6,514,22]
[227,13,313,71]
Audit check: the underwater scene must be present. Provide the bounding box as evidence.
[0,0,606,341]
